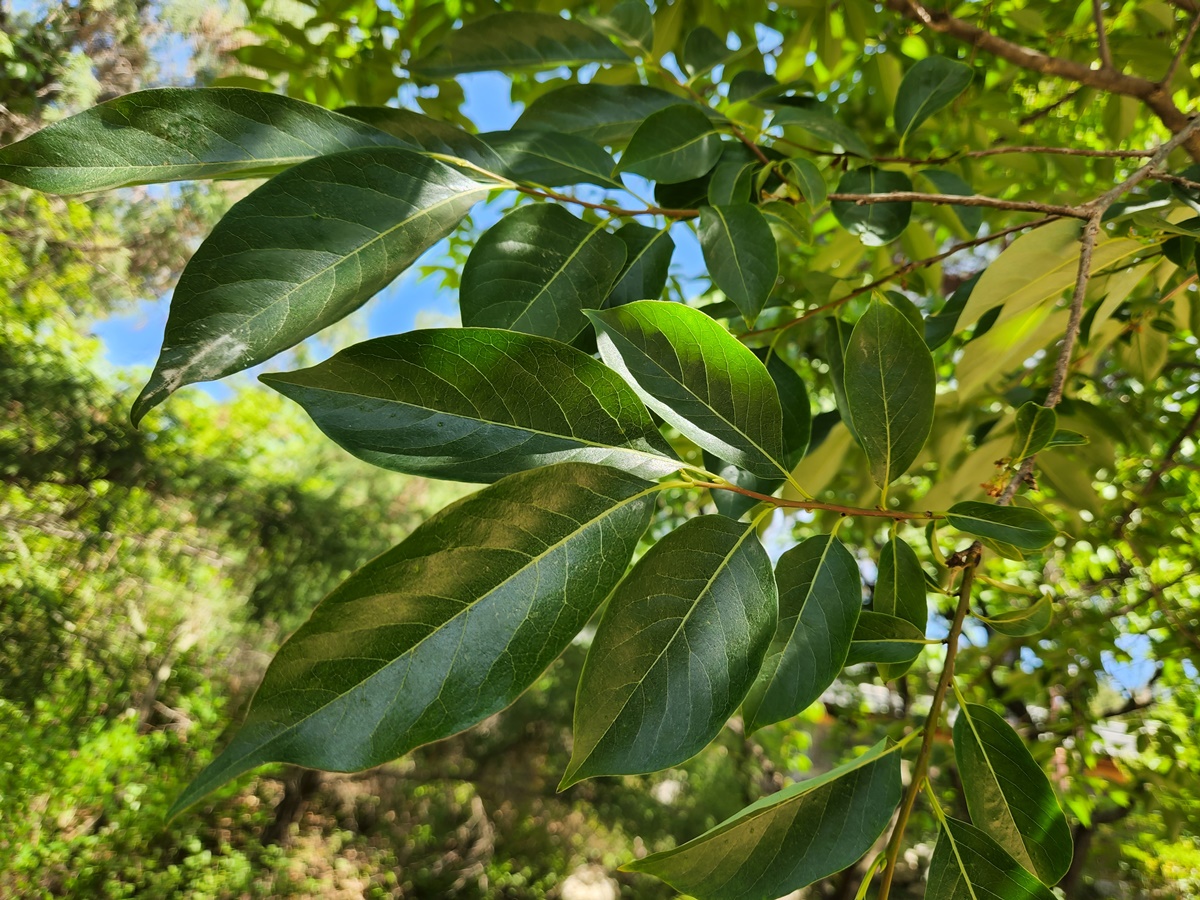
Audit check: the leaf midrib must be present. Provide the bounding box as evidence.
[959,704,1037,872]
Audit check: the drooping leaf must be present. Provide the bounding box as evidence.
[411,12,630,77]
[514,84,695,147]
[761,199,814,244]
[617,103,723,184]
[588,301,787,479]
[772,106,871,158]
[927,816,1058,900]
[785,157,827,207]
[943,502,1057,551]
[832,167,914,246]
[894,56,973,143]
[261,329,681,482]
[171,462,657,816]
[875,537,928,680]
[338,106,506,173]
[606,223,676,307]
[480,129,622,188]
[742,534,861,733]
[563,515,776,785]
[460,204,627,342]
[843,299,937,488]
[0,87,404,193]
[699,204,779,326]
[131,147,488,425]
[1044,429,1088,449]
[581,0,654,51]
[624,740,903,900]
[844,611,928,666]
[1010,402,1058,461]
[978,594,1053,636]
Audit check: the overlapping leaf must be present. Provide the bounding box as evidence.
[338,106,505,173]
[1010,402,1058,461]
[832,167,914,245]
[514,84,696,147]
[845,611,929,666]
[875,537,928,679]
[699,204,778,326]
[926,816,1058,900]
[772,106,870,157]
[894,56,974,143]
[606,223,676,307]
[480,129,622,188]
[618,103,723,183]
[944,502,1056,550]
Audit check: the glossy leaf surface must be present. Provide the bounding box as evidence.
[606,223,675,307]
[944,502,1056,550]
[926,816,1058,900]
[617,104,723,184]
[480,129,622,188]
[845,611,928,666]
[875,537,928,679]
[699,204,779,326]
[832,167,914,245]
[514,84,693,147]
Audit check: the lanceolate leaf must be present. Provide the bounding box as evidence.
[953,702,1073,883]
[563,515,776,786]
[460,204,627,342]
[261,329,681,482]
[926,816,1058,900]
[606,223,676,307]
[743,534,861,733]
[1010,402,1058,461]
[411,12,630,77]
[832,167,914,245]
[979,594,1053,636]
[588,301,787,480]
[624,740,903,900]
[131,147,488,425]
[0,87,403,193]
[171,463,657,816]
[617,104,723,184]
[875,537,929,680]
[844,299,937,489]
[944,502,1056,551]
[894,56,973,143]
[514,84,695,147]
[581,0,654,51]
[338,106,506,174]
[480,129,622,188]
[845,611,928,666]
[699,204,779,327]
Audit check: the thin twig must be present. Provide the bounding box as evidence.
[1093,0,1114,70]
[692,480,941,520]
[1163,13,1200,87]
[965,145,1154,159]
[515,186,697,220]
[1019,88,1083,126]
[827,191,1086,219]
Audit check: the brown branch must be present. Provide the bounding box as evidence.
[1093,0,1114,69]
[827,190,1086,219]
[515,186,698,220]
[1164,12,1200,88]
[693,479,940,520]
[964,145,1154,160]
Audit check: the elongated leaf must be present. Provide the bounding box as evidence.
[762,199,813,244]
[979,594,1053,636]
[338,106,505,173]
[261,329,680,482]
[953,703,1073,883]
[875,537,928,680]
[894,56,973,142]
[588,301,786,479]
[606,223,675,307]
[1010,402,1058,461]
[0,87,403,193]
[618,103,723,184]
[845,611,928,666]
[132,147,488,425]
[743,534,861,733]
[171,463,656,816]
[707,159,757,206]
[480,129,622,188]
[927,816,1058,900]
[844,299,936,488]
[581,0,653,51]
[563,515,776,785]
[786,157,827,207]
[460,204,627,342]
[1045,429,1088,449]
[832,167,914,246]
[699,204,779,326]
[944,502,1056,551]
[514,83,694,147]
[411,12,630,77]
[624,740,903,900]
[772,107,870,158]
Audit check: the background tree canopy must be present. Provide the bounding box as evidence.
[3,0,1200,898]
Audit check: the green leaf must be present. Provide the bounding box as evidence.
[894,56,973,143]
[514,84,696,148]
[480,129,622,188]
[261,329,681,483]
[943,502,1057,551]
[742,534,861,733]
[952,704,1074,883]
[927,817,1058,900]
[844,299,937,488]
[683,25,735,77]
[978,594,1053,636]
[0,87,404,193]
[563,515,776,786]
[338,106,505,174]
[925,272,981,349]
[581,0,653,51]
[917,168,982,233]
[606,223,676,307]
[772,106,871,158]
[131,147,487,425]
[845,611,928,666]
[1010,402,1058,461]
[875,537,929,680]
[171,462,656,816]
[832,167,914,246]
[588,301,787,480]
[785,157,827,207]
[707,159,757,206]
[699,204,779,326]
[411,12,630,77]
[460,204,627,343]
[1044,429,1088,449]
[761,199,813,244]
[618,103,723,184]
[624,740,903,900]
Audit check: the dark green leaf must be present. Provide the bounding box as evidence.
[1044,429,1089,449]
[845,611,928,666]
[785,157,827,207]
[460,204,627,342]
[588,301,787,480]
[581,1,653,51]
[1010,402,1058,461]
[729,71,780,104]
[131,147,487,425]
[761,200,813,244]
[925,272,981,349]
[832,167,914,245]
[844,299,936,488]
[618,103,723,184]
[944,502,1056,551]
[514,84,695,148]
[624,740,903,900]
[824,316,860,443]
[563,515,776,785]
[918,168,982,233]
[411,12,630,77]
[766,351,813,466]
[480,129,622,188]
[703,454,777,519]
[875,537,928,680]
[743,534,861,733]
[772,106,870,158]
[979,594,1053,636]
[683,25,734,76]
[0,87,404,193]
[894,56,973,142]
[927,817,1058,900]
[699,204,779,326]
[261,328,680,482]
[607,223,676,307]
[171,462,656,816]
[338,106,505,174]
[707,159,757,205]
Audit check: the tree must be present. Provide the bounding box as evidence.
[4,1,1200,896]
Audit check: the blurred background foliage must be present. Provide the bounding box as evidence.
[2,0,1199,897]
